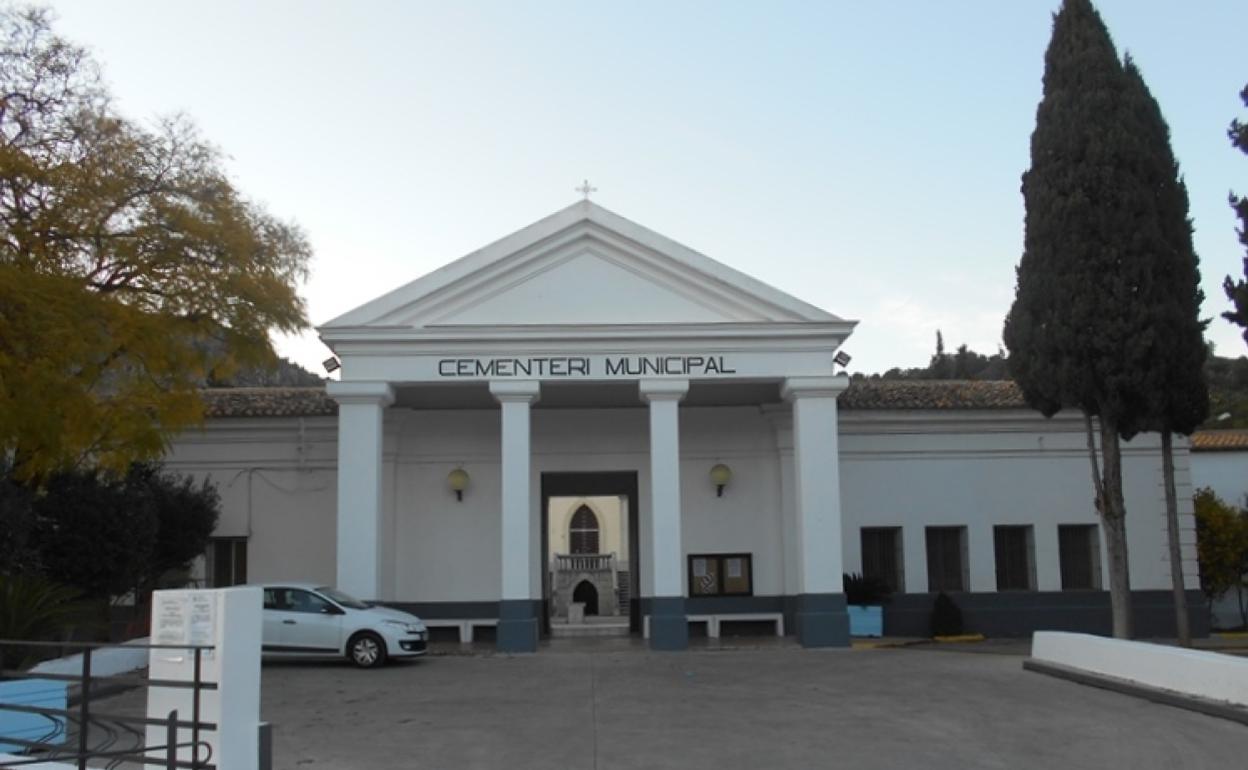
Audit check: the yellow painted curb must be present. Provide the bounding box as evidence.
[1214,631,1248,639]
[933,634,986,643]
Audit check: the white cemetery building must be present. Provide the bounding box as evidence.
[172,201,1204,651]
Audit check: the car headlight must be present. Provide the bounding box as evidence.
[384,619,425,633]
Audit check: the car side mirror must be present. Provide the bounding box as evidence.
[321,605,345,615]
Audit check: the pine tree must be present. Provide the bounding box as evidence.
[1122,56,1208,645]
[1004,0,1165,638]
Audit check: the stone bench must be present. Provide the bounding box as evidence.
[422,618,498,643]
[643,612,784,639]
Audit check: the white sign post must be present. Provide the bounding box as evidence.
[145,586,262,770]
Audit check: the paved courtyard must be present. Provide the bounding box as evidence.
[260,641,1247,770]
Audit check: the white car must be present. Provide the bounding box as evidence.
[259,583,428,668]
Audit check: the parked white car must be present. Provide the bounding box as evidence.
[259,582,428,668]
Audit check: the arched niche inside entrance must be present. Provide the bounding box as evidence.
[572,580,599,615]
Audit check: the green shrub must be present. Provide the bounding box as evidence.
[0,574,96,670]
[930,592,964,637]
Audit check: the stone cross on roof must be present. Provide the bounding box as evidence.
[575,179,598,200]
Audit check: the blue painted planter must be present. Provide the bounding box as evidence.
[0,678,68,753]
[848,605,883,637]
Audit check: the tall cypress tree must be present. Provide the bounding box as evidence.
[1122,57,1208,646]
[1004,0,1162,638]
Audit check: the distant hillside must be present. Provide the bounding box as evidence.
[1205,355,1248,429]
[206,356,324,388]
[860,332,1248,430]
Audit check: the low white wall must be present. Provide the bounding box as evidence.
[30,638,150,677]
[1031,631,1248,706]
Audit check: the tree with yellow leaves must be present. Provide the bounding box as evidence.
[0,7,310,482]
[1193,488,1248,629]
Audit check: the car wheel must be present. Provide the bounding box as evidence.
[347,632,387,668]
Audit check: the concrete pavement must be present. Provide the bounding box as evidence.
[261,644,1247,770]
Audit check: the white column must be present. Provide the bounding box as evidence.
[490,380,540,652]
[640,378,689,650]
[781,375,850,647]
[327,380,393,600]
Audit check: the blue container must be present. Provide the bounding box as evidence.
[0,678,68,753]
[848,605,883,637]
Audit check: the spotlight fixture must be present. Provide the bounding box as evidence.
[833,350,852,368]
[323,356,341,373]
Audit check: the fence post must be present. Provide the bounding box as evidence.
[166,710,178,770]
[192,648,202,768]
[77,646,91,770]
[258,722,273,770]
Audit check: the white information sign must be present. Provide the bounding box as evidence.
[152,591,217,658]
[154,594,189,646]
[188,592,217,648]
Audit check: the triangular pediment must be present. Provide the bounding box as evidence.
[321,201,842,332]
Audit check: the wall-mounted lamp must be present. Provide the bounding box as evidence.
[322,356,341,373]
[710,463,733,497]
[447,468,470,502]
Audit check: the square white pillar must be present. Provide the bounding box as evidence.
[146,587,261,770]
[640,378,689,651]
[490,380,540,653]
[327,381,393,600]
[781,375,851,647]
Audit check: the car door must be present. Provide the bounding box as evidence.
[280,589,345,653]
[261,587,291,651]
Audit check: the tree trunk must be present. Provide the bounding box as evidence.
[1099,419,1134,638]
[1239,583,1247,629]
[1161,431,1190,645]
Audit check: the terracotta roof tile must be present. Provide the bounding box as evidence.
[201,387,336,418]
[1190,430,1248,452]
[840,379,1026,410]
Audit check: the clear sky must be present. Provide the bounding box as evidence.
[43,0,1248,376]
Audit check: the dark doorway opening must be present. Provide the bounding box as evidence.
[541,471,640,635]
[572,580,599,615]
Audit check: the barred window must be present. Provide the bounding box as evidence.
[861,527,904,593]
[1059,525,1101,590]
[993,526,1035,591]
[208,537,247,588]
[925,527,967,592]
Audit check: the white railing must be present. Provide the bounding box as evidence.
[553,552,615,572]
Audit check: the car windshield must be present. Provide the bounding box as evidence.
[317,587,369,610]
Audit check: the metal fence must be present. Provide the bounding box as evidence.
[0,639,216,769]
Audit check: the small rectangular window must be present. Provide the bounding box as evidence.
[688,554,752,597]
[1059,525,1101,590]
[993,525,1035,591]
[925,527,967,592]
[861,527,904,593]
[208,538,247,588]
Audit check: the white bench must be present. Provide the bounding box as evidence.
[643,612,784,639]
[422,618,498,643]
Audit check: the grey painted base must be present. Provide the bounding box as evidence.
[647,597,689,651]
[794,593,850,648]
[882,590,1209,639]
[496,600,541,653]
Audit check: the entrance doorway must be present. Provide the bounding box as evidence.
[541,472,640,635]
